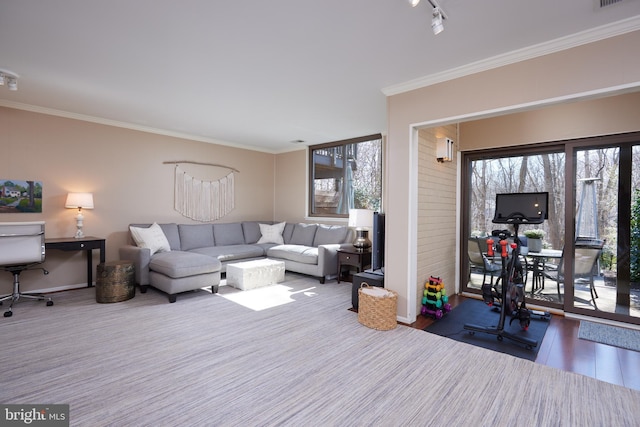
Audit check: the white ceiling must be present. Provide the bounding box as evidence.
[1,0,640,153]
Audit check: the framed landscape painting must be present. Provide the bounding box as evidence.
[0,179,43,213]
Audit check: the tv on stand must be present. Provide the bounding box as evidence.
[368,212,384,276]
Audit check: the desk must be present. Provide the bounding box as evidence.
[45,237,106,287]
[337,248,371,283]
[526,249,562,294]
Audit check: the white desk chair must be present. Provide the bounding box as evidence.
[0,221,53,317]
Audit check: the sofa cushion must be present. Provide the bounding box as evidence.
[267,245,318,265]
[150,251,221,278]
[179,224,215,251]
[213,222,245,246]
[313,224,349,246]
[190,245,266,262]
[257,222,285,244]
[158,223,181,250]
[242,222,265,244]
[129,222,171,256]
[289,223,318,246]
[282,223,295,243]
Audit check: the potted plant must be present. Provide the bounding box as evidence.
[524,229,545,252]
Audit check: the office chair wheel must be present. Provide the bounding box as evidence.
[4,310,12,318]
[46,300,53,306]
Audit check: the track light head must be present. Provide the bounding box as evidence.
[431,7,444,35]
[0,69,19,91]
[7,77,17,91]
[0,68,18,90]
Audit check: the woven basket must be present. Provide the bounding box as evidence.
[358,283,398,331]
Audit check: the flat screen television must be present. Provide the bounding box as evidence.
[493,192,549,225]
[369,212,385,275]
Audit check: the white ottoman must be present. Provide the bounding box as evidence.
[226,259,285,290]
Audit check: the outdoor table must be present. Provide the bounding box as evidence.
[526,249,563,294]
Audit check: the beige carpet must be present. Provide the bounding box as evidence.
[2,274,639,426]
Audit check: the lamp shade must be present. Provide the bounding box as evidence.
[65,192,94,209]
[348,209,374,229]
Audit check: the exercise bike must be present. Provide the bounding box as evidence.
[464,192,551,349]
[480,229,546,331]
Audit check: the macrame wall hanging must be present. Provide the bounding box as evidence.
[164,161,238,222]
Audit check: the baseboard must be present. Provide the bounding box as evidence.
[37,283,89,294]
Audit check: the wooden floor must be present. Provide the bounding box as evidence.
[412,294,640,391]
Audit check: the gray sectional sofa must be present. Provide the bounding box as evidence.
[119,221,354,302]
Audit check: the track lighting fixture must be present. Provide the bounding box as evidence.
[0,69,19,91]
[408,0,448,35]
[432,6,444,35]
[7,77,17,91]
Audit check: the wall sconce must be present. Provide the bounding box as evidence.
[348,209,374,250]
[436,137,454,163]
[65,192,94,238]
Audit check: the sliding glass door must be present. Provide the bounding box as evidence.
[463,132,640,324]
[567,140,640,321]
[463,147,566,309]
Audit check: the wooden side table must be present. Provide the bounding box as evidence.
[96,260,135,303]
[45,236,106,287]
[337,248,371,283]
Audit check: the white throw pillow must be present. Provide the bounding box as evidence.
[129,222,171,256]
[257,222,286,244]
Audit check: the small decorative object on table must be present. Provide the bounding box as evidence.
[523,229,545,253]
[357,284,397,330]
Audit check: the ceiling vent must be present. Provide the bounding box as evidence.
[599,0,624,7]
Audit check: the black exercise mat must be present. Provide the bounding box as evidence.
[423,298,550,361]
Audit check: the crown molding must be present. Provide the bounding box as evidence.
[0,99,281,154]
[382,16,640,96]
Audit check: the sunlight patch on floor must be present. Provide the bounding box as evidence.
[218,283,318,311]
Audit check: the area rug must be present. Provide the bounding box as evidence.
[424,298,550,361]
[2,278,639,425]
[578,320,640,352]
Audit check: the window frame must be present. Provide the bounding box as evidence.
[308,133,383,219]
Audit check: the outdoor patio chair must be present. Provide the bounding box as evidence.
[468,237,501,286]
[543,239,604,305]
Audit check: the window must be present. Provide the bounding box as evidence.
[308,134,382,217]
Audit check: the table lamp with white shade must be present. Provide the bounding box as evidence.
[65,192,94,238]
[348,208,374,250]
